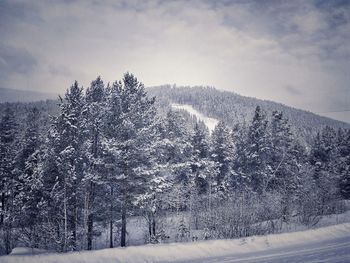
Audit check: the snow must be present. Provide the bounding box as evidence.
[2,222,350,263]
[9,247,48,256]
[171,103,219,132]
[91,209,350,249]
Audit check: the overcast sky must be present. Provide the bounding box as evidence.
[1,0,349,122]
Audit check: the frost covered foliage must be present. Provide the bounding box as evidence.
[0,74,349,255]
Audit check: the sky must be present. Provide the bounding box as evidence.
[0,0,349,122]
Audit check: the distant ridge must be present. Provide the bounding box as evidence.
[0,87,57,103]
[1,85,348,144]
[148,85,350,143]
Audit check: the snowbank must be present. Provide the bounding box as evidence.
[2,222,350,263]
[9,247,48,256]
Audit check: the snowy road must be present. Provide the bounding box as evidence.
[184,236,350,263]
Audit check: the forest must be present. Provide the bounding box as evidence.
[0,73,349,255]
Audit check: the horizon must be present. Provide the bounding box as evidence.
[2,82,349,125]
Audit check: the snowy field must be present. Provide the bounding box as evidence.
[171,103,219,132]
[2,222,350,263]
[91,209,350,249]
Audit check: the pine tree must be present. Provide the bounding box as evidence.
[338,129,350,199]
[309,126,339,213]
[0,106,18,254]
[191,123,210,194]
[210,121,234,194]
[84,76,106,250]
[163,110,193,216]
[103,73,157,247]
[43,81,86,251]
[243,106,271,193]
[268,111,300,220]
[13,107,43,248]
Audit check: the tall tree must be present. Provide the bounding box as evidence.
[14,107,43,248]
[244,106,271,193]
[45,81,86,251]
[0,106,18,254]
[210,121,234,194]
[337,129,350,199]
[103,73,157,247]
[310,126,339,213]
[84,77,105,250]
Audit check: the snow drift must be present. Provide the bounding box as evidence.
[3,222,350,263]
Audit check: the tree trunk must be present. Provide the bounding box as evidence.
[71,175,77,251]
[5,227,12,254]
[87,128,98,250]
[0,192,5,225]
[72,206,77,250]
[121,162,128,247]
[87,212,93,250]
[109,186,114,248]
[87,182,95,250]
[121,199,126,247]
[152,214,156,236]
[148,214,152,237]
[63,174,67,252]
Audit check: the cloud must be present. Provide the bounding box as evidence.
[0,44,37,84]
[0,0,349,122]
[284,85,302,96]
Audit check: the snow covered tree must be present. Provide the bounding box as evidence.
[338,129,350,199]
[42,81,86,251]
[102,73,158,247]
[309,126,340,214]
[13,107,44,248]
[163,110,193,213]
[268,111,301,221]
[0,106,18,254]
[241,106,271,193]
[83,76,106,250]
[210,121,234,194]
[191,124,210,192]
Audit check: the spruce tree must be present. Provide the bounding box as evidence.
[210,121,234,194]
[244,106,271,193]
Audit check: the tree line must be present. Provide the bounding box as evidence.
[0,73,349,254]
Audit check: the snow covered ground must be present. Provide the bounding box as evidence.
[92,209,350,249]
[171,103,219,132]
[2,222,350,263]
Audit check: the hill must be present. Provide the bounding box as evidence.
[0,87,56,103]
[1,85,348,144]
[148,85,350,143]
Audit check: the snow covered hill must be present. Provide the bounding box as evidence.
[2,223,350,263]
[148,86,350,143]
[0,87,56,103]
[171,103,219,133]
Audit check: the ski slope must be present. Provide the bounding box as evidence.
[2,223,350,263]
[171,103,219,132]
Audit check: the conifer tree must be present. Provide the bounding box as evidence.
[0,106,18,254]
[84,76,105,250]
[44,81,86,251]
[244,106,271,193]
[210,121,234,194]
[14,107,43,248]
[103,73,157,247]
